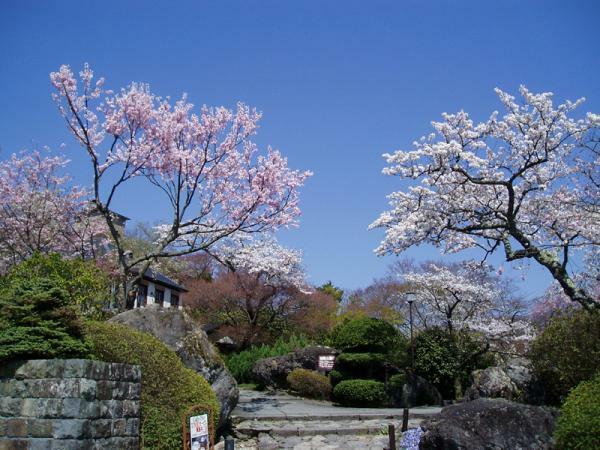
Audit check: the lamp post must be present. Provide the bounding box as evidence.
[406,292,416,374]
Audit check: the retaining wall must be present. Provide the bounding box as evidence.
[0,359,141,450]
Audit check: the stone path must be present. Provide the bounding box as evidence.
[219,389,441,449]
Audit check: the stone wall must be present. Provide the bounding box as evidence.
[0,359,141,450]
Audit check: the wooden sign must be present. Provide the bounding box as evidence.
[318,354,335,371]
[182,404,214,450]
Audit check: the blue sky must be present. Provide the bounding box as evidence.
[1,1,599,301]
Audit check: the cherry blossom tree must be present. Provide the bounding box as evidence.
[0,150,105,272]
[371,86,600,310]
[186,236,322,348]
[50,63,311,307]
[398,260,533,351]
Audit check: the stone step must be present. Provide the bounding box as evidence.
[233,417,424,438]
[231,410,435,424]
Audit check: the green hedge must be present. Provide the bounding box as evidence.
[334,352,387,380]
[328,317,402,353]
[529,310,600,405]
[554,372,600,450]
[287,368,331,400]
[333,379,387,407]
[86,321,219,449]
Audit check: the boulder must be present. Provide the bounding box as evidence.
[465,358,544,404]
[252,346,337,389]
[400,373,443,407]
[464,366,519,401]
[109,308,238,429]
[419,398,559,450]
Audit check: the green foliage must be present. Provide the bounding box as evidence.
[317,281,344,303]
[225,334,311,383]
[334,352,387,381]
[1,252,110,317]
[413,327,493,399]
[327,317,403,353]
[86,321,219,450]
[529,310,600,406]
[333,379,387,407]
[329,369,344,387]
[0,277,90,362]
[287,368,332,400]
[554,372,600,450]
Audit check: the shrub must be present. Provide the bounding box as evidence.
[334,352,387,380]
[329,369,344,387]
[554,372,600,450]
[327,317,402,353]
[0,277,90,362]
[529,310,600,405]
[225,334,311,383]
[333,379,387,407]
[86,321,219,449]
[287,368,332,400]
[0,252,110,317]
[414,327,494,399]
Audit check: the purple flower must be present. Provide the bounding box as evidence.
[399,427,423,450]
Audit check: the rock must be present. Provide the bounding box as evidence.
[464,366,518,401]
[419,398,559,450]
[109,308,238,429]
[253,346,337,389]
[465,358,545,404]
[400,373,443,407]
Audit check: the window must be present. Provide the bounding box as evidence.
[155,288,165,307]
[171,294,179,308]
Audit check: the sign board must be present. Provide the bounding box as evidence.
[189,414,209,450]
[318,354,335,371]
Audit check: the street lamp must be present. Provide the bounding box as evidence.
[406,292,416,374]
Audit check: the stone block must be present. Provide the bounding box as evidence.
[0,439,30,450]
[0,397,23,416]
[20,398,62,418]
[125,418,139,437]
[27,418,53,437]
[61,398,101,419]
[52,419,86,439]
[62,360,92,379]
[122,400,140,417]
[25,439,52,450]
[5,419,28,437]
[84,419,113,439]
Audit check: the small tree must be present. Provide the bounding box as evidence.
[50,64,311,308]
[371,86,599,310]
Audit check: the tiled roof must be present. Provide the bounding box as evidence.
[141,268,188,292]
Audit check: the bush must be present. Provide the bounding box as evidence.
[329,369,344,387]
[287,368,332,400]
[0,277,90,362]
[529,310,600,405]
[554,372,600,450]
[225,334,311,383]
[333,379,387,407]
[86,321,219,449]
[414,327,494,399]
[0,253,110,317]
[327,317,402,353]
[334,352,387,381]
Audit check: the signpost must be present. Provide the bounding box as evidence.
[318,354,335,372]
[190,414,209,450]
[182,404,214,450]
